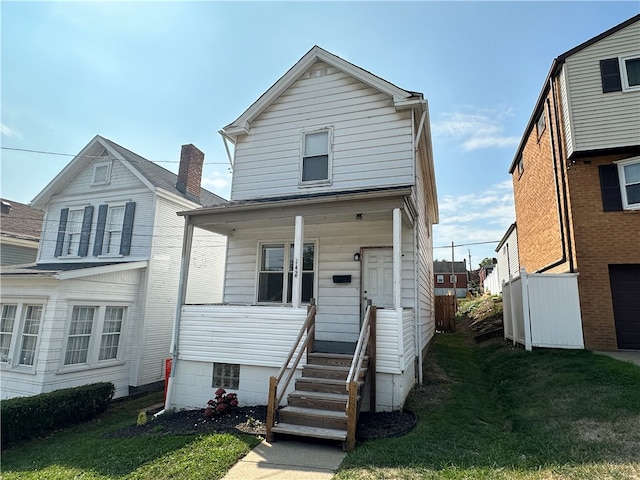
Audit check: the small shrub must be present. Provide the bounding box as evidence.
[204,388,238,417]
[137,411,148,426]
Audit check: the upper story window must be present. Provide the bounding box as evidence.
[94,202,136,256]
[257,241,316,304]
[301,129,332,185]
[436,274,444,284]
[1,302,44,367]
[64,305,126,367]
[64,210,84,256]
[536,110,546,140]
[92,162,112,185]
[600,55,640,93]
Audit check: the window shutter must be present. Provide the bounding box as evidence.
[93,204,108,256]
[78,206,94,257]
[599,164,623,211]
[119,202,136,255]
[600,58,622,93]
[54,208,69,257]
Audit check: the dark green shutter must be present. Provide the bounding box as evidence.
[54,208,69,257]
[600,58,622,93]
[119,202,135,255]
[78,206,94,257]
[599,164,623,211]
[93,204,108,256]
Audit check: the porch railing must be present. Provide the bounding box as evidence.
[345,302,376,451]
[265,299,316,442]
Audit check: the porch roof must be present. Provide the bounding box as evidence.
[177,186,415,235]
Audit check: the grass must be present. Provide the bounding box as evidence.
[335,327,640,479]
[0,391,262,480]
[3,320,639,480]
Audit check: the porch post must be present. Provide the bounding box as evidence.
[392,208,402,310]
[292,215,304,308]
[165,217,194,410]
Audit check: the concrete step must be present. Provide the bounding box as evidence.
[279,405,347,430]
[288,390,353,411]
[271,422,347,442]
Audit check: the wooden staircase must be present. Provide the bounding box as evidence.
[271,353,368,447]
[265,300,377,451]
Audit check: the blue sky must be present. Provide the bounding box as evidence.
[2,1,638,268]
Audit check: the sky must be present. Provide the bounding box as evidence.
[1,1,638,269]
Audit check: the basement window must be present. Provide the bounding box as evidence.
[213,363,240,389]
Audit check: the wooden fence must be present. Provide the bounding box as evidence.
[435,295,457,333]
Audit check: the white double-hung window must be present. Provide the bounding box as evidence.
[64,210,84,256]
[64,305,126,367]
[104,206,125,254]
[257,242,315,304]
[617,158,640,210]
[301,129,331,185]
[0,303,44,367]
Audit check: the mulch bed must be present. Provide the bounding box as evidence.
[105,405,417,442]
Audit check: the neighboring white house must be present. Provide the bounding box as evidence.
[0,136,226,399]
[166,46,439,420]
[484,223,520,294]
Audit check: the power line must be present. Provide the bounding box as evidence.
[1,146,230,165]
[433,240,500,249]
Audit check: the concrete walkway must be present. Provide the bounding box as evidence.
[222,438,346,480]
[595,350,640,367]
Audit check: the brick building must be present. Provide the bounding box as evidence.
[508,15,640,351]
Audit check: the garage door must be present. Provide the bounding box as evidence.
[609,264,640,350]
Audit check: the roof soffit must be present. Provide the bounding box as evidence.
[224,46,417,136]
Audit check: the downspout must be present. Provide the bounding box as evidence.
[411,109,423,385]
[550,75,575,273]
[161,217,194,414]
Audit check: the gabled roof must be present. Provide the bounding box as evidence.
[509,14,640,173]
[222,45,424,138]
[0,198,44,242]
[433,261,468,274]
[31,136,226,208]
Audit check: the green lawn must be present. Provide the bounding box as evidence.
[0,391,262,480]
[336,330,640,479]
[3,328,639,480]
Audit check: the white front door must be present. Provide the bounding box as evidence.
[362,249,394,312]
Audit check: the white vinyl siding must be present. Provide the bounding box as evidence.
[230,62,414,200]
[222,216,416,344]
[561,21,640,154]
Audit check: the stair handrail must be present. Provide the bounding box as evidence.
[345,302,376,451]
[266,299,316,442]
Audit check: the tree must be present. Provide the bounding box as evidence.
[479,257,496,268]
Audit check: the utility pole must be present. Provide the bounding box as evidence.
[451,241,457,314]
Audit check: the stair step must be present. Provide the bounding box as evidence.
[288,390,353,410]
[308,353,367,368]
[295,377,364,394]
[271,422,347,441]
[279,405,348,429]
[302,364,366,380]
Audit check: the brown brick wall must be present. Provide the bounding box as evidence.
[567,155,640,350]
[512,92,568,273]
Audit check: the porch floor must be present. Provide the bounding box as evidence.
[312,341,356,355]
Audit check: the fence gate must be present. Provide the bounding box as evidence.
[435,295,456,332]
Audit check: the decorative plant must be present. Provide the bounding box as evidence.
[204,388,239,417]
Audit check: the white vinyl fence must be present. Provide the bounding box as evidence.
[503,269,584,350]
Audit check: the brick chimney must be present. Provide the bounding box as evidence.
[176,144,204,200]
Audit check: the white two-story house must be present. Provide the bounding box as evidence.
[0,135,226,399]
[164,46,439,448]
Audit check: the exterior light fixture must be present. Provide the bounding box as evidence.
[354,253,361,261]
[355,213,363,220]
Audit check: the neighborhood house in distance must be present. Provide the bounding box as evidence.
[0,198,44,266]
[0,136,227,400]
[506,14,640,351]
[165,45,439,449]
